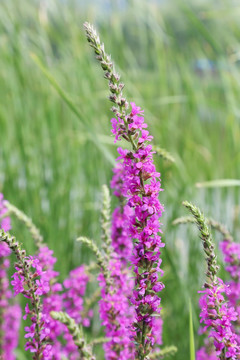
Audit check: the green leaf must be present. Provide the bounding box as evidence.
[196,179,240,188]
[189,299,195,360]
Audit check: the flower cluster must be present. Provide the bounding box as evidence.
[220,240,240,320]
[63,265,91,326]
[3,304,21,360]
[98,259,135,360]
[111,164,133,261]
[196,345,218,360]
[111,103,165,357]
[0,193,11,233]
[34,246,93,359]
[61,265,93,358]
[0,194,21,360]
[220,240,240,280]
[12,255,52,358]
[36,246,64,359]
[198,278,239,358]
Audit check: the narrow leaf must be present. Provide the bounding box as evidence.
[189,299,195,360]
[196,179,240,188]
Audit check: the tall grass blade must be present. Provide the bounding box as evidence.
[189,299,195,360]
[196,179,240,188]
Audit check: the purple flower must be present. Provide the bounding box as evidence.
[98,259,135,360]
[63,265,90,324]
[196,346,218,360]
[110,103,165,357]
[198,278,240,359]
[3,304,21,360]
[0,194,21,359]
[0,194,11,233]
[11,252,53,358]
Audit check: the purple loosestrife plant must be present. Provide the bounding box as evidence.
[35,243,93,358]
[3,204,65,358]
[0,228,52,359]
[196,345,218,360]
[174,216,240,355]
[84,23,165,360]
[111,164,134,262]
[36,246,64,359]
[34,245,93,358]
[183,201,240,360]
[61,265,93,359]
[220,238,240,326]
[63,265,92,327]
[98,259,135,360]
[110,167,164,357]
[0,194,21,360]
[3,304,21,360]
[5,201,95,358]
[98,185,136,359]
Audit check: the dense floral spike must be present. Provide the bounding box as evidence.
[35,246,64,359]
[220,238,240,341]
[0,194,21,360]
[111,164,133,261]
[63,265,92,327]
[113,104,165,359]
[3,304,21,360]
[183,201,240,360]
[84,22,165,359]
[0,256,22,360]
[98,259,135,360]
[173,215,240,358]
[78,233,135,358]
[110,164,164,357]
[0,229,52,359]
[37,245,93,359]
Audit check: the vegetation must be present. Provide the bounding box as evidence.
[0,0,240,358]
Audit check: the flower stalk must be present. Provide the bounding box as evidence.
[101,185,112,261]
[0,229,51,359]
[5,202,44,249]
[77,236,111,288]
[50,311,95,360]
[84,22,165,359]
[183,201,240,359]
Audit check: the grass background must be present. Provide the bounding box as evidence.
[0,0,240,358]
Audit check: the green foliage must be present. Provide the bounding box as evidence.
[149,345,178,359]
[182,201,219,283]
[5,202,43,248]
[50,311,95,360]
[189,300,195,360]
[0,0,240,358]
[100,185,111,259]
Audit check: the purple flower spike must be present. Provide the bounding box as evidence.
[111,103,165,358]
[98,259,135,360]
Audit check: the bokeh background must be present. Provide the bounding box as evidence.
[0,0,240,358]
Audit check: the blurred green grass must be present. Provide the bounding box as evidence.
[0,0,240,358]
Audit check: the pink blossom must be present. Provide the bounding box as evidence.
[110,102,165,356]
